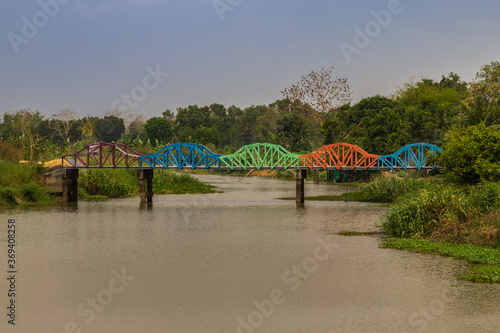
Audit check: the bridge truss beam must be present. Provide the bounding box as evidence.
[378,143,443,170]
[221,143,301,170]
[62,143,142,168]
[299,143,379,170]
[139,143,222,169]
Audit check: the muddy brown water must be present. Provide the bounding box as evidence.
[1,175,499,332]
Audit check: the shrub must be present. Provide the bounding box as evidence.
[21,183,43,202]
[0,187,19,206]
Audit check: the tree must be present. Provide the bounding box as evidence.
[255,107,280,143]
[80,117,97,143]
[397,76,464,144]
[12,109,44,161]
[94,116,125,142]
[162,109,176,126]
[281,66,352,127]
[276,112,311,152]
[127,115,146,141]
[460,61,500,126]
[436,124,500,184]
[51,109,78,143]
[144,117,173,144]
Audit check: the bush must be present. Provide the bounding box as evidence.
[21,183,43,202]
[0,187,19,206]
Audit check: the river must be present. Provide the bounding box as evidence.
[0,174,499,333]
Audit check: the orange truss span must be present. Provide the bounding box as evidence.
[299,143,379,170]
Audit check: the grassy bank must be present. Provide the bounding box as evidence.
[0,161,58,208]
[381,238,500,283]
[381,181,500,247]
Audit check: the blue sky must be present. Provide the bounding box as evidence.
[1,0,500,119]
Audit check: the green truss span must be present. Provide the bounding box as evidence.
[221,143,301,170]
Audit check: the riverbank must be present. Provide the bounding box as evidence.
[0,161,218,208]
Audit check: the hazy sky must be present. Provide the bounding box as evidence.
[1,0,500,119]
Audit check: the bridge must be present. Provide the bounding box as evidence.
[56,142,442,203]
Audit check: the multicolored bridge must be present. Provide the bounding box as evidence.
[58,142,443,203]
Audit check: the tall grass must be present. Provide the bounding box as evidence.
[333,174,432,203]
[79,169,133,197]
[358,175,428,202]
[382,182,500,247]
[79,169,217,198]
[153,170,217,194]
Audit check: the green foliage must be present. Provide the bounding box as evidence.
[381,238,500,283]
[94,116,126,142]
[0,141,23,162]
[461,265,500,283]
[21,183,44,202]
[460,61,500,126]
[381,182,500,244]
[78,169,216,198]
[153,170,217,194]
[358,175,429,202]
[0,161,35,187]
[79,169,131,197]
[436,124,500,184]
[0,187,18,206]
[0,161,56,207]
[144,117,173,144]
[276,112,311,152]
[380,238,500,264]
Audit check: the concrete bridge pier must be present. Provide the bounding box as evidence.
[294,170,308,203]
[137,169,154,203]
[62,169,79,202]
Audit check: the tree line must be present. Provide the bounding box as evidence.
[0,61,498,162]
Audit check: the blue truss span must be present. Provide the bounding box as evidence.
[139,143,223,169]
[378,143,443,170]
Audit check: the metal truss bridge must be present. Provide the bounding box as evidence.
[62,142,443,171]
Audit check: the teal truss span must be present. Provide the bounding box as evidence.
[139,143,223,169]
[378,143,443,170]
[221,143,301,170]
